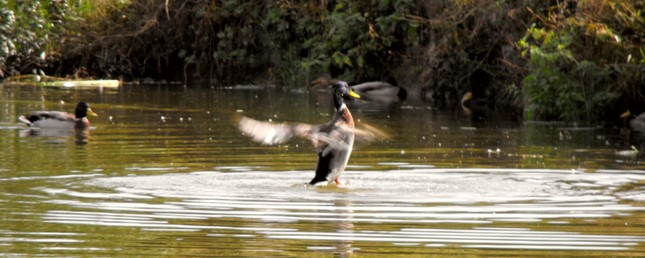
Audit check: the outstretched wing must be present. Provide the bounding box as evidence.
[236,115,313,145]
[236,115,389,147]
[352,122,390,144]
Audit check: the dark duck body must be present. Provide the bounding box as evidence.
[19,101,98,130]
[350,81,407,103]
[237,80,386,185]
[621,110,645,132]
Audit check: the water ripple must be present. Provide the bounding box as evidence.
[28,168,645,252]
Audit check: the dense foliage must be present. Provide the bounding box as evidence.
[0,0,67,77]
[518,1,645,123]
[59,0,418,86]
[1,0,643,124]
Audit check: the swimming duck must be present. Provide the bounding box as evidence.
[460,91,492,124]
[350,80,407,103]
[19,101,98,130]
[621,110,645,132]
[460,91,474,114]
[237,80,386,185]
[312,75,407,103]
[460,91,490,114]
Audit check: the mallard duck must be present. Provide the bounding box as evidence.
[312,75,407,103]
[350,80,407,103]
[621,110,645,132]
[460,91,474,114]
[237,80,386,185]
[19,101,98,130]
[460,91,490,118]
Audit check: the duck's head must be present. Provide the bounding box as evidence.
[311,74,332,88]
[333,81,360,98]
[75,102,98,118]
[331,80,360,109]
[461,91,474,104]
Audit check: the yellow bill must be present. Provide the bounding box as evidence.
[87,108,98,117]
[348,89,361,99]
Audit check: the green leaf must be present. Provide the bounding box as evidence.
[343,55,353,67]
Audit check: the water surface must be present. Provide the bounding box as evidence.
[0,83,644,256]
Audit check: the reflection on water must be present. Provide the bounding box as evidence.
[19,127,92,145]
[0,84,644,256]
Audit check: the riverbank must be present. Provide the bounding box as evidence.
[1,0,643,124]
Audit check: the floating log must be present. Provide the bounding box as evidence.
[1,75,120,88]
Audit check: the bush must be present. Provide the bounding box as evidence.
[283,0,419,84]
[518,0,645,123]
[406,0,544,110]
[61,0,418,86]
[0,0,68,77]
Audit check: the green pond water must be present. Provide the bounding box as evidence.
[0,83,644,257]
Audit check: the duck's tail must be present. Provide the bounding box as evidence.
[18,115,33,126]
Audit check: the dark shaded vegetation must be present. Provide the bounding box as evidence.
[1,0,644,124]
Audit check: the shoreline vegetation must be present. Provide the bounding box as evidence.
[1,0,643,124]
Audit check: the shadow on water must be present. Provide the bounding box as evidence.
[0,84,644,256]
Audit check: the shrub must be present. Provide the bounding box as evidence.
[0,0,67,77]
[62,0,418,86]
[409,0,543,110]
[518,0,645,123]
